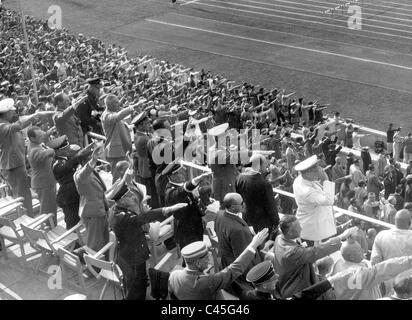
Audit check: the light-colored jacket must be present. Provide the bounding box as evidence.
[293,175,336,241]
[74,162,108,219]
[0,119,26,170]
[101,109,132,159]
[371,228,412,295]
[28,143,56,188]
[329,256,412,300]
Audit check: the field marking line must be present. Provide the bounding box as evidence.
[185,1,412,41]
[109,28,412,94]
[0,282,23,300]
[145,18,412,71]
[181,0,200,6]
[202,0,412,32]
[167,12,412,59]
[243,0,412,21]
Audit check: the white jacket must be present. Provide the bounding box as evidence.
[293,175,336,241]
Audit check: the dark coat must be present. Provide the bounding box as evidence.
[52,154,81,206]
[75,94,101,134]
[235,171,279,234]
[215,210,260,270]
[165,181,204,248]
[245,279,333,300]
[109,206,165,266]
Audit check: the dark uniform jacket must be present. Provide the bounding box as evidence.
[235,170,279,234]
[75,94,102,135]
[109,205,165,266]
[165,180,204,248]
[52,154,81,206]
[245,279,333,300]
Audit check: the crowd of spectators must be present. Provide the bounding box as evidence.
[1,6,412,300]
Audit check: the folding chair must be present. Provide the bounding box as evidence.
[21,216,83,273]
[205,221,221,272]
[0,211,50,267]
[83,242,124,300]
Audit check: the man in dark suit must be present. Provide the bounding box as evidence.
[271,215,357,299]
[215,192,262,298]
[107,174,187,300]
[236,154,279,238]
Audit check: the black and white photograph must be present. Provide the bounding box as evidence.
[1,0,412,307]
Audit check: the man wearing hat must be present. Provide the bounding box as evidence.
[236,153,279,238]
[27,126,57,223]
[53,92,87,148]
[132,111,159,208]
[163,160,212,249]
[293,155,336,245]
[245,261,333,300]
[0,98,40,217]
[52,135,93,229]
[208,123,239,203]
[168,228,269,300]
[107,172,187,300]
[74,143,110,251]
[75,77,104,136]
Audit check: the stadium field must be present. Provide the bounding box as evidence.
[6,0,412,131]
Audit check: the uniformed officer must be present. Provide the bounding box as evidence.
[208,123,240,203]
[51,135,93,229]
[132,111,159,208]
[168,228,269,300]
[75,77,103,136]
[107,172,187,300]
[245,260,334,300]
[163,160,212,249]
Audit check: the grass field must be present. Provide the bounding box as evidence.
[5,0,412,132]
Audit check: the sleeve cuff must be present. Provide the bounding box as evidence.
[246,245,256,254]
[183,180,197,192]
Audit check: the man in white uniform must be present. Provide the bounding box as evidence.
[293,155,336,246]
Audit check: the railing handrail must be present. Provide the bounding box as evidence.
[273,187,393,229]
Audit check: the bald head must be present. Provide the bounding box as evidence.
[249,154,268,174]
[395,209,411,230]
[341,239,364,263]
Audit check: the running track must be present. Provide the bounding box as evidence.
[6,0,412,131]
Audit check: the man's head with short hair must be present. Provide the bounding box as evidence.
[249,153,268,175]
[388,195,397,206]
[222,193,244,213]
[115,161,130,183]
[403,202,412,214]
[341,239,364,263]
[394,209,411,230]
[316,256,333,276]
[367,228,377,239]
[279,215,301,240]
[27,126,44,144]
